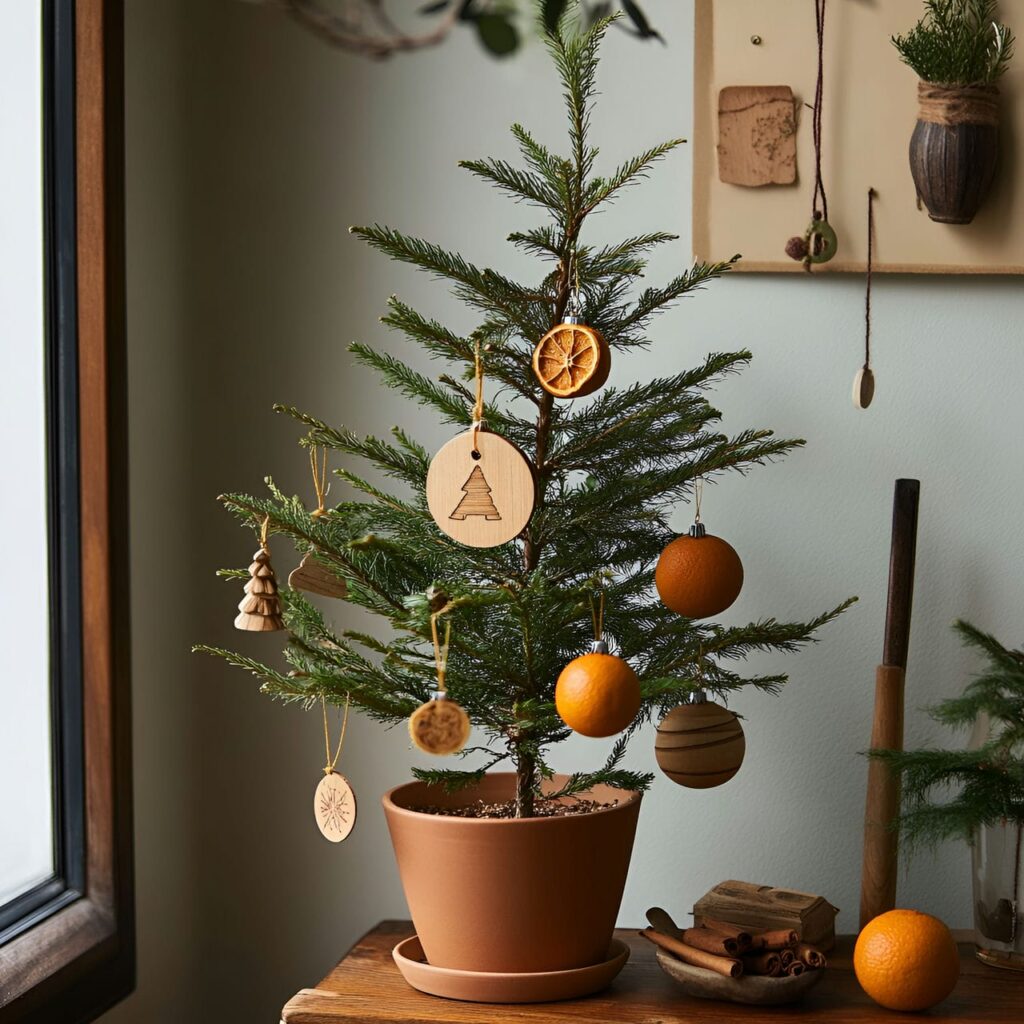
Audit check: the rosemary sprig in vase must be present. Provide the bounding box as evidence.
[871,619,1024,969]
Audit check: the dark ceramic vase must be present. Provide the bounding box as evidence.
[909,81,999,225]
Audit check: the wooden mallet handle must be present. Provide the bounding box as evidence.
[859,479,919,929]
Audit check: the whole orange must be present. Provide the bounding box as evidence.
[655,532,743,619]
[555,652,640,738]
[854,909,960,1012]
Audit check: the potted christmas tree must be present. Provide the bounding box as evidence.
[196,6,851,992]
[893,0,1014,223]
[870,620,1024,971]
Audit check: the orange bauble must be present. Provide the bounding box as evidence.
[854,909,960,1012]
[655,524,743,619]
[532,318,611,399]
[555,645,641,738]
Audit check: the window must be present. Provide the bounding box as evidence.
[0,1,133,1020]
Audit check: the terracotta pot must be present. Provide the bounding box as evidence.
[909,81,999,225]
[382,773,641,974]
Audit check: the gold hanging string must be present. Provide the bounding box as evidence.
[431,613,452,693]
[309,445,330,518]
[471,341,485,453]
[590,590,606,643]
[259,514,271,552]
[694,477,704,524]
[321,692,351,776]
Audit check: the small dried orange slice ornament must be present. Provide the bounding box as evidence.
[532,316,611,399]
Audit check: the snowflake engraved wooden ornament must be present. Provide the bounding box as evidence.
[314,771,357,843]
[426,430,535,548]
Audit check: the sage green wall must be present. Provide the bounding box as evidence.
[108,2,1023,1020]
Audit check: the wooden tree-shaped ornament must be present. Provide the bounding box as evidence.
[235,519,284,632]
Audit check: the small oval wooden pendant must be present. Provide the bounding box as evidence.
[426,430,535,548]
[655,701,746,789]
[852,366,875,409]
[409,696,471,756]
[313,771,357,842]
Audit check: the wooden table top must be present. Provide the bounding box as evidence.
[281,920,1023,1023]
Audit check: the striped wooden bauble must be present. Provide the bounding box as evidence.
[655,700,745,789]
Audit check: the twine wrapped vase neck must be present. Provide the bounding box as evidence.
[917,81,999,127]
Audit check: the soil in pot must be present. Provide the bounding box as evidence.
[383,773,641,974]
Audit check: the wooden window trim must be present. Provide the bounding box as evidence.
[0,0,134,1019]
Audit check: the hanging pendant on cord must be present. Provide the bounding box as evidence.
[786,0,838,270]
[853,189,877,409]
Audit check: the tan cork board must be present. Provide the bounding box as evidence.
[693,1,1024,274]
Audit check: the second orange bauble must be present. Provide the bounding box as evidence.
[655,523,744,620]
[532,317,611,399]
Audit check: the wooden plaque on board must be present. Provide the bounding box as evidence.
[693,1,1024,274]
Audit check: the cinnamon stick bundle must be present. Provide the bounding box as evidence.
[700,918,754,948]
[742,951,782,977]
[639,928,743,978]
[796,943,828,969]
[679,927,742,956]
[760,928,799,950]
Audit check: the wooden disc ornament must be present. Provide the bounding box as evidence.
[655,694,746,789]
[554,594,641,738]
[409,694,471,755]
[427,430,534,548]
[656,521,743,620]
[532,315,611,399]
[314,695,357,842]
[409,616,471,756]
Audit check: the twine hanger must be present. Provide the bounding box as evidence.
[309,445,330,518]
[431,613,452,694]
[259,514,271,552]
[693,477,704,525]
[320,692,351,776]
[471,341,485,456]
[863,188,876,373]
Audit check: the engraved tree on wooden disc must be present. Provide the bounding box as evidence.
[449,465,501,521]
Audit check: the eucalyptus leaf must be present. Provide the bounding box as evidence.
[620,0,664,42]
[476,14,519,56]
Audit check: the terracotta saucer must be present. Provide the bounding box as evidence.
[392,935,630,1003]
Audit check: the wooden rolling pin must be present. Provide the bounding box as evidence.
[859,478,919,929]
[638,928,743,978]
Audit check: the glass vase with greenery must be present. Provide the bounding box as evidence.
[870,620,1024,969]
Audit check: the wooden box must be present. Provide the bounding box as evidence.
[694,880,839,951]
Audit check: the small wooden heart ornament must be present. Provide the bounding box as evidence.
[853,366,875,409]
[289,550,348,599]
[426,430,535,548]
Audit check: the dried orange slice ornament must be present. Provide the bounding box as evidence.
[532,315,611,399]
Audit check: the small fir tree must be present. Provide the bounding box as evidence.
[870,620,1024,847]
[196,8,853,818]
